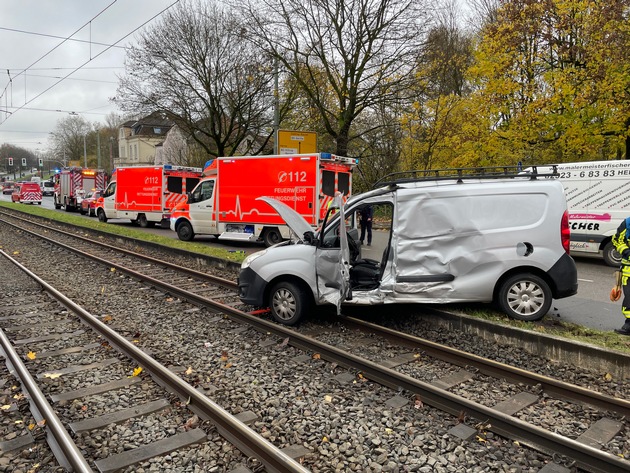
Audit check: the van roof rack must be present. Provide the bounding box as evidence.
[372,164,558,188]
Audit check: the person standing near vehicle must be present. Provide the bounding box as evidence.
[612,217,630,335]
[360,205,373,246]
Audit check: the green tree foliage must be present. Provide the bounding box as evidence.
[467,0,630,165]
[399,3,476,170]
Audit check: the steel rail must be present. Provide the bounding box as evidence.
[77,253,627,473]
[337,315,630,417]
[0,213,237,289]
[0,250,310,473]
[5,215,629,473]
[0,253,94,473]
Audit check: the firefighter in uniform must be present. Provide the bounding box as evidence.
[612,217,630,335]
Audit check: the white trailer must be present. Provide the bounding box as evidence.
[529,160,630,266]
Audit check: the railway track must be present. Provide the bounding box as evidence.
[1,209,629,472]
[0,250,310,472]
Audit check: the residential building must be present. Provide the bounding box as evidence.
[115,112,173,167]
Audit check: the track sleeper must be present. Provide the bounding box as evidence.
[576,417,623,449]
[94,428,207,473]
[492,392,539,416]
[431,369,475,389]
[3,319,73,332]
[0,432,34,453]
[380,352,418,368]
[51,376,142,402]
[13,329,85,345]
[448,423,477,441]
[24,343,101,360]
[68,399,171,433]
[538,463,571,472]
[37,357,120,378]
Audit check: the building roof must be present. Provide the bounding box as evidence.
[122,112,174,138]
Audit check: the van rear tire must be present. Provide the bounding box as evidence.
[269,281,308,326]
[262,228,282,247]
[138,214,154,228]
[497,273,551,321]
[602,242,621,267]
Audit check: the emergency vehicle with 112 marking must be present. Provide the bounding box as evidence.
[170,153,358,246]
[96,165,203,228]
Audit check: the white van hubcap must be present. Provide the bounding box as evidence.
[272,288,297,320]
[507,281,543,315]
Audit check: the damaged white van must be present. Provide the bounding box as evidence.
[238,167,579,325]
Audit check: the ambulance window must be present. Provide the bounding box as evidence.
[186,178,200,193]
[193,180,214,202]
[167,176,183,194]
[338,172,350,196]
[104,182,116,197]
[322,170,335,196]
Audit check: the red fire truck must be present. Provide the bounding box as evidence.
[169,153,358,246]
[54,167,108,211]
[95,165,203,228]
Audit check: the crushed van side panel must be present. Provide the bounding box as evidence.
[391,186,555,302]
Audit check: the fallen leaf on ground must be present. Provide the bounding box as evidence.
[43,373,62,379]
[184,415,199,431]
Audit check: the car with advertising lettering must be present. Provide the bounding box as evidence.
[170,153,358,247]
[238,166,578,326]
[526,160,630,266]
[11,181,42,204]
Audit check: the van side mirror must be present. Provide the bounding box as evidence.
[303,231,316,245]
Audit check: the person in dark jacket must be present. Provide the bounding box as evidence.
[359,205,373,246]
[612,217,630,335]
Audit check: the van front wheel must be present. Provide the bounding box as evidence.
[602,242,621,267]
[97,209,107,223]
[269,281,308,326]
[177,221,194,241]
[497,273,551,321]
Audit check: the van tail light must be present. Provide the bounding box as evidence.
[561,210,571,254]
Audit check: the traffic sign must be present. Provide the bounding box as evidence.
[277,130,317,154]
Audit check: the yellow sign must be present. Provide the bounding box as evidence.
[277,130,317,154]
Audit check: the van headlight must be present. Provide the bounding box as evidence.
[242,250,267,269]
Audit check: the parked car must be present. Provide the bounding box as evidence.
[41,180,55,196]
[2,181,15,195]
[80,190,103,216]
[11,182,42,204]
[238,167,579,326]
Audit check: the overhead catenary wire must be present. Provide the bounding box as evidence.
[0,1,119,111]
[0,0,181,128]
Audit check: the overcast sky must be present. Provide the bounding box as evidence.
[0,0,178,154]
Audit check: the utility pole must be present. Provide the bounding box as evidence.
[97,131,101,169]
[274,56,279,154]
